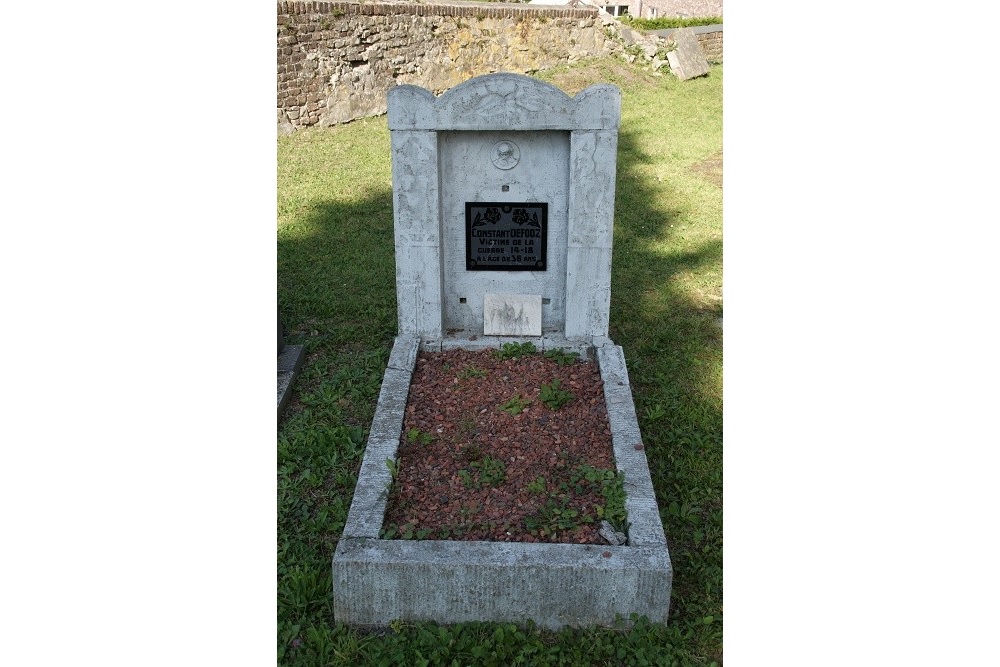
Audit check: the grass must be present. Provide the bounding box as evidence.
[278,59,722,665]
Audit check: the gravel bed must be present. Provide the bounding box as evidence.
[383,348,619,544]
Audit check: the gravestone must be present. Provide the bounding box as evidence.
[387,72,619,346]
[333,73,671,629]
[666,27,710,81]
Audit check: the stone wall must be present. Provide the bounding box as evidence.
[277,1,722,133]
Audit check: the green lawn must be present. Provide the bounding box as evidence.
[278,60,722,666]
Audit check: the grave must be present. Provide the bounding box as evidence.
[666,28,711,81]
[332,73,671,629]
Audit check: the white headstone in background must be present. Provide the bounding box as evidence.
[387,73,620,344]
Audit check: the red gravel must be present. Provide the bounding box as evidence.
[383,348,617,544]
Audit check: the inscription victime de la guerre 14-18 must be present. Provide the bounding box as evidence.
[465,202,548,271]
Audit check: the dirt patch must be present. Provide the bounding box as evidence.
[691,150,723,187]
[383,348,625,545]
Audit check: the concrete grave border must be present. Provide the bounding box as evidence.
[332,334,672,629]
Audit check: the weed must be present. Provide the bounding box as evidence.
[523,497,586,538]
[499,394,531,416]
[458,456,507,489]
[380,522,432,540]
[543,348,580,366]
[596,470,629,533]
[457,416,477,438]
[457,365,488,380]
[526,476,547,494]
[539,378,574,410]
[460,442,482,461]
[495,341,537,360]
[385,458,399,480]
[406,427,434,446]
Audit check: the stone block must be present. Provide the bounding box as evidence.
[666,28,710,81]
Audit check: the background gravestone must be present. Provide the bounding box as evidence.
[666,28,710,81]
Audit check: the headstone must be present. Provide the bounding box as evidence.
[387,73,620,343]
[666,28,710,81]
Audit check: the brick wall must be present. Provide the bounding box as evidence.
[696,29,722,61]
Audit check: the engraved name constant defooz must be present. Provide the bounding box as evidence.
[465,202,547,271]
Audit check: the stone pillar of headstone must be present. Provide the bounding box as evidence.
[565,127,618,339]
[388,86,445,339]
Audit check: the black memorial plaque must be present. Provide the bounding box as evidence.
[465,202,548,271]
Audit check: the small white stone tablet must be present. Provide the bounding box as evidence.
[483,293,542,336]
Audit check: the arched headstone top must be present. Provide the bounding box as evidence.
[388,72,620,131]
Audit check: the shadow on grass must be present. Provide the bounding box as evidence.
[277,189,398,347]
[610,127,723,639]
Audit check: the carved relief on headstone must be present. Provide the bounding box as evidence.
[490,140,520,170]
